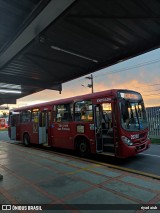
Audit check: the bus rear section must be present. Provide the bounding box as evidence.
[8,108,49,145]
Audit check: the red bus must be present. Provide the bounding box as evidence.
[8,89,151,158]
[0,117,8,129]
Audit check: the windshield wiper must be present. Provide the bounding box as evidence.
[134,105,141,130]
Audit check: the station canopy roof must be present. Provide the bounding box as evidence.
[0,0,160,105]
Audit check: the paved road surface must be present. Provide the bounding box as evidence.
[0,130,160,176]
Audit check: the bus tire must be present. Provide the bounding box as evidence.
[23,133,30,146]
[76,137,90,157]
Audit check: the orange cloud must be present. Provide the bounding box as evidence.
[8,74,159,109]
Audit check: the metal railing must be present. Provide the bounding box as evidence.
[146,106,160,139]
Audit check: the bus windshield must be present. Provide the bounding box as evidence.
[118,92,148,131]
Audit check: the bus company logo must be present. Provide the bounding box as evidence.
[96,98,111,103]
[131,134,139,140]
[2,205,42,211]
[2,205,11,210]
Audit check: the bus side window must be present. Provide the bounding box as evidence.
[56,103,72,122]
[48,111,52,125]
[21,110,31,123]
[102,103,112,129]
[32,109,39,123]
[74,100,93,122]
[52,107,56,122]
[11,116,16,127]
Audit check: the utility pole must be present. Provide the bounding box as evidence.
[81,74,94,93]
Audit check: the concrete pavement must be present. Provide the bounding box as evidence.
[0,140,160,213]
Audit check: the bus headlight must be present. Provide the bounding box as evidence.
[121,136,133,146]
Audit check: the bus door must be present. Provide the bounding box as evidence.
[9,114,17,140]
[39,111,50,145]
[94,105,103,152]
[94,103,115,155]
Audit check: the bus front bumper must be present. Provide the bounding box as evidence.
[135,139,151,153]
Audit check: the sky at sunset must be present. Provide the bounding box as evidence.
[8,48,160,109]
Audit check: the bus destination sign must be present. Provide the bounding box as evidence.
[119,92,141,100]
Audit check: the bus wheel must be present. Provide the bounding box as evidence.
[77,138,90,157]
[23,133,30,146]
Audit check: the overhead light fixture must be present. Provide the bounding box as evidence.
[51,45,98,63]
[0,89,21,94]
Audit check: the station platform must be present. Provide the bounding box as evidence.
[0,140,160,213]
